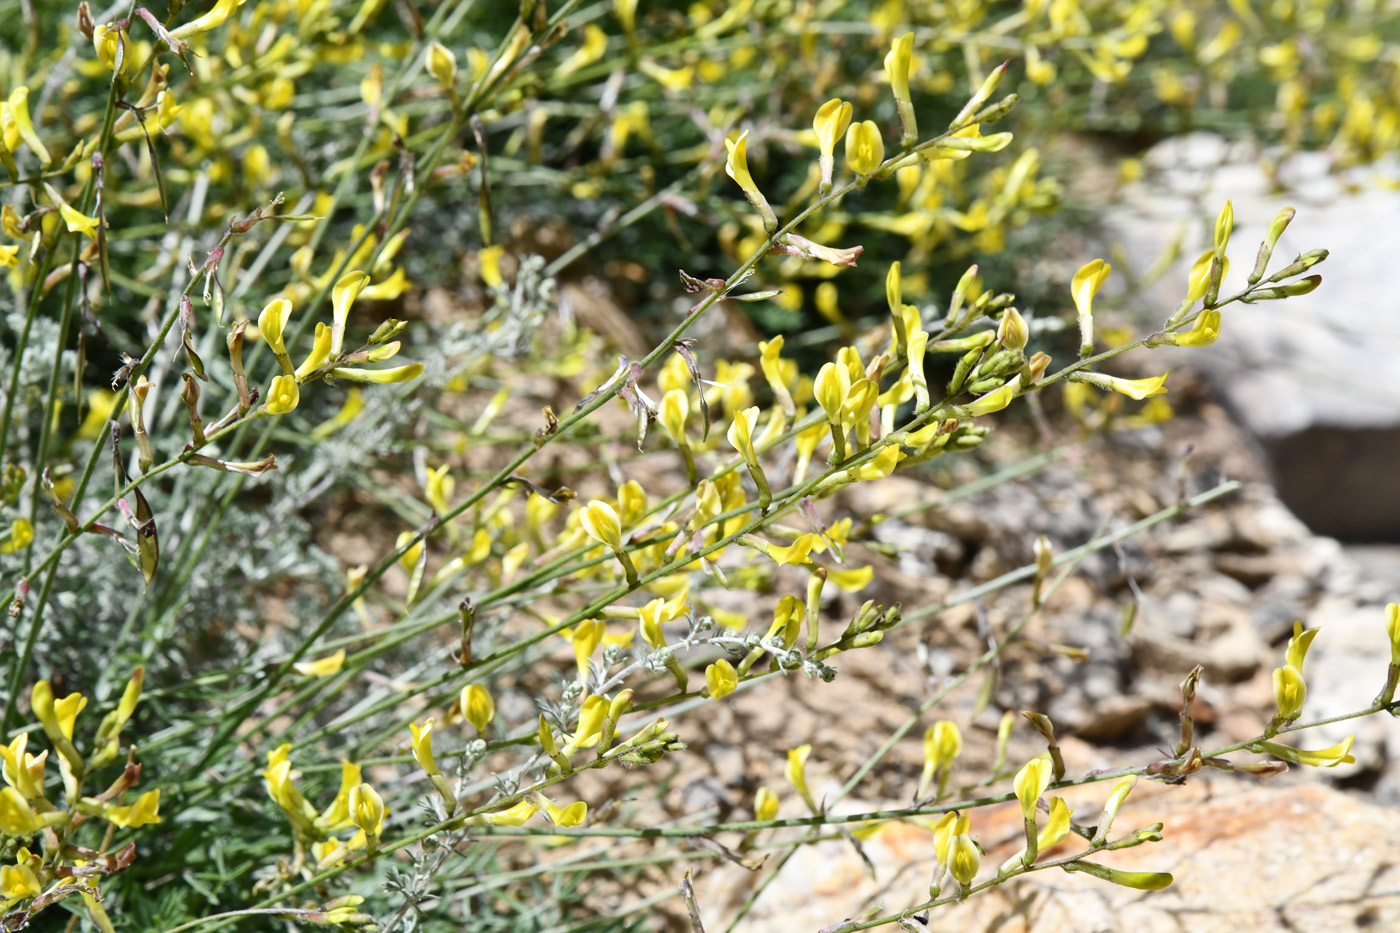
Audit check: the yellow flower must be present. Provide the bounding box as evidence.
[1173,308,1221,347]
[330,271,370,357]
[885,33,915,103]
[1286,621,1319,672]
[1272,664,1306,725]
[1386,603,1400,665]
[291,648,344,677]
[171,0,249,40]
[885,32,918,145]
[538,795,588,827]
[964,376,1019,416]
[329,363,424,383]
[1214,199,1234,253]
[264,374,300,415]
[6,88,51,166]
[705,659,738,699]
[257,298,293,358]
[426,41,457,88]
[1037,796,1072,850]
[1186,250,1228,304]
[659,389,689,445]
[948,815,980,888]
[0,244,17,269]
[104,789,161,828]
[0,788,41,835]
[461,684,495,734]
[578,500,623,550]
[1070,370,1169,400]
[0,853,41,901]
[1259,735,1355,768]
[724,130,778,232]
[349,783,386,839]
[0,735,46,800]
[408,719,440,776]
[296,323,334,379]
[845,120,885,176]
[785,744,816,811]
[918,720,961,800]
[93,24,131,74]
[814,362,850,427]
[320,760,361,830]
[726,406,760,462]
[754,786,779,822]
[812,99,853,194]
[1071,259,1111,323]
[1014,758,1052,821]
[479,798,539,826]
[59,204,99,239]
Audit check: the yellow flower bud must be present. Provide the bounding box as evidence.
[659,389,689,445]
[578,500,623,550]
[462,683,495,734]
[785,743,816,811]
[426,41,458,89]
[1069,370,1169,401]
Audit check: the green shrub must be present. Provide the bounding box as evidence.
[1,1,1396,930]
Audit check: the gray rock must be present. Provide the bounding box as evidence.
[1106,132,1400,541]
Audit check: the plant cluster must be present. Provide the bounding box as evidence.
[0,1,1396,931]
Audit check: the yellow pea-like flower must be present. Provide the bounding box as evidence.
[349,783,386,840]
[705,659,738,699]
[885,32,918,145]
[948,815,980,888]
[724,130,778,233]
[291,649,344,677]
[329,363,424,384]
[1014,758,1052,821]
[845,120,885,176]
[104,789,161,828]
[264,374,300,415]
[578,500,623,550]
[257,298,294,358]
[59,204,100,239]
[296,323,334,379]
[1173,308,1221,347]
[330,271,370,357]
[1272,664,1306,725]
[462,684,495,734]
[0,853,41,900]
[812,99,853,195]
[754,786,778,822]
[408,719,441,776]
